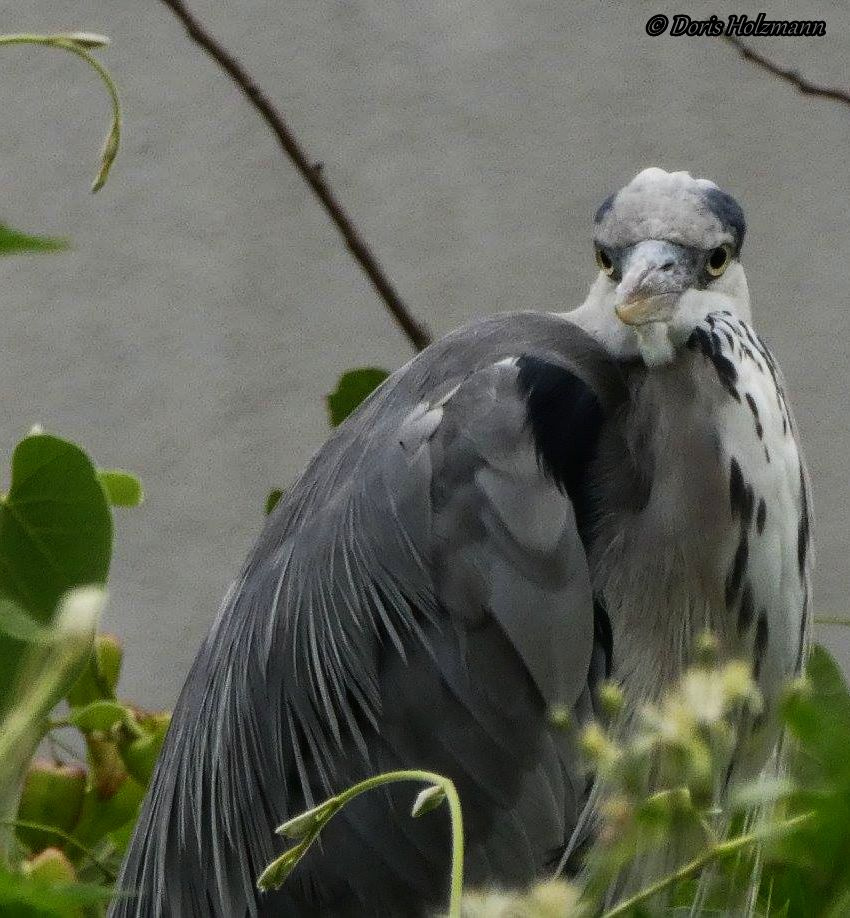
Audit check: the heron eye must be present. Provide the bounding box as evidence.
[595,248,615,276]
[706,244,732,277]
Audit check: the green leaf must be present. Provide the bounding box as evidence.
[0,223,66,256]
[0,863,114,914]
[0,434,112,715]
[762,644,850,914]
[0,435,112,619]
[326,367,390,427]
[97,469,143,507]
[265,489,284,516]
[68,700,128,733]
[0,596,53,645]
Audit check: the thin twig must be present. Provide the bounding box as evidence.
[156,0,432,352]
[724,35,850,108]
[814,615,850,627]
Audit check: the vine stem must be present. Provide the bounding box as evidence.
[0,33,121,191]
[600,811,813,918]
[336,770,464,915]
[260,769,464,917]
[156,0,432,352]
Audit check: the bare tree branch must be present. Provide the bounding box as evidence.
[724,35,850,108]
[157,0,432,352]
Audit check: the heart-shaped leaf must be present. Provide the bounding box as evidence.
[326,367,389,427]
[0,434,112,715]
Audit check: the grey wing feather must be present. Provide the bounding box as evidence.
[111,312,625,918]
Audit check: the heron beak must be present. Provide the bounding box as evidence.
[615,240,695,327]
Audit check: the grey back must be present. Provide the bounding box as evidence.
[112,311,627,917]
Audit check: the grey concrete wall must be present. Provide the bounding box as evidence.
[1,1,848,708]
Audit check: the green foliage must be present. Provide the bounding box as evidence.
[0,597,54,646]
[326,367,390,427]
[16,763,87,853]
[758,646,850,915]
[67,634,123,708]
[0,225,66,256]
[67,702,129,733]
[115,710,171,787]
[261,644,850,918]
[0,435,112,719]
[264,488,284,515]
[0,435,113,620]
[97,471,143,508]
[259,770,465,915]
[0,430,165,916]
[0,860,116,916]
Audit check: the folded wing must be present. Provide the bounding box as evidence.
[112,312,625,918]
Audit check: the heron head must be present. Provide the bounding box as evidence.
[574,168,750,367]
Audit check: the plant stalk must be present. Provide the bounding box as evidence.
[0,33,121,191]
[261,769,464,917]
[600,811,813,918]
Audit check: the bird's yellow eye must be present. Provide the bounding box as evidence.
[595,248,615,276]
[706,244,733,278]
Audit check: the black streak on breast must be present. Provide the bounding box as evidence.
[745,393,764,440]
[753,612,769,680]
[726,457,754,612]
[756,499,767,535]
[686,327,740,402]
[738,584,755,635]
[725,536,749,608]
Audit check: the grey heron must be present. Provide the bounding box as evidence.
[112,167,812,917]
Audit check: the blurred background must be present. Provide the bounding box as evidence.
[1,1,847,708]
